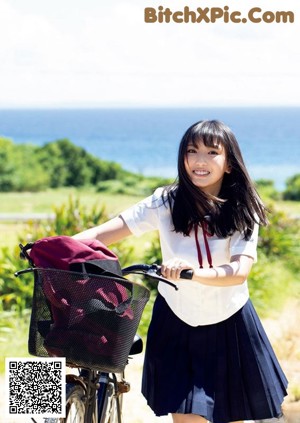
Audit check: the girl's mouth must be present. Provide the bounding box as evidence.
[193,170,210,176]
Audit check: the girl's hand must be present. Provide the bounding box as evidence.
[161,258,194,280]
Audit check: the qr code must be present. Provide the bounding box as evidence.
[5,357,66,419]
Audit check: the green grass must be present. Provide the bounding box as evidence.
[0,310,31,373]
[1,187,298,249]
[0,188,145,249]
[249,258,300,319]
[0,188,298,216]
[0,188,143,215]
[275,200,300,218]
[0,222,26,249]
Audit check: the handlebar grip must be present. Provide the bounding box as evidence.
[179,269,194,280]
[156,266,194,280]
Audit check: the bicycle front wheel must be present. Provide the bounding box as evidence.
[105,392,123,423]
[44,383,87,423]
[100,375,123,423]
[64,384,86,422]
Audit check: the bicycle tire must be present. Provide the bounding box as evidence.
[100,380,123,423]
[107,391,123,423]
[44,383,87,423]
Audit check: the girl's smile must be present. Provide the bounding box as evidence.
[184,141,231,196]
[192,170,210,176]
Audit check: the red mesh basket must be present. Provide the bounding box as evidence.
[28,268,150,372]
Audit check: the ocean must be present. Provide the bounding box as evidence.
[0,107,299,190]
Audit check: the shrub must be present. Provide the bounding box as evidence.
[0,196,136,312]
[255,179,281,200]
[259,202,300,272]
[0,246,33,312]
[248,252,298,318]
[37,139,134,188]
[283,174,300,201]
[0,138,49,192]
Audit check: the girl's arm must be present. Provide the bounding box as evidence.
[72,216,132,246]
[161,254,254,287]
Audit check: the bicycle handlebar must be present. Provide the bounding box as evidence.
[122,263,193,279]
[122,263,194,291]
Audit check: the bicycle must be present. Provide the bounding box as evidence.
[15,244,193,423]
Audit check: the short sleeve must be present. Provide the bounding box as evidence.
[229,223,259,262]
[120,188,164,236]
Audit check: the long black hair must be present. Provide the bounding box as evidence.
[164,120,268,239]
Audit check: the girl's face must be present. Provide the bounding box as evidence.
[184,139,231,196]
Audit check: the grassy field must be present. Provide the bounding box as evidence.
[0,188,143,214]
[0,310,31,373]
[0,188,145,249]
[275,200,300,218]
[0,187,299,215]
[1,188,299,249]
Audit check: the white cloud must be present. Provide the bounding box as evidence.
[0,0,299,106]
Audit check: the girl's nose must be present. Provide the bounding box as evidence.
[195,153,207,164]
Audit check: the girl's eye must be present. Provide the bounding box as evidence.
[208,150,219,155]
[187,148,197,154]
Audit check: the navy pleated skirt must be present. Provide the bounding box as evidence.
[142,294,288,423]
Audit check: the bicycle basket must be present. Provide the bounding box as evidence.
[28,268,150,372]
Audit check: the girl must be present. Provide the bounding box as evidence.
[73,120,288,423]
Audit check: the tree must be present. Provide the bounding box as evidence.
[0,138,49,192]
[283,174,300,201]
[0,138,17,191]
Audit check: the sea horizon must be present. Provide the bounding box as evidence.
[0,106,299,190]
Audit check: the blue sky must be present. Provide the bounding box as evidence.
[0,0,299,107]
